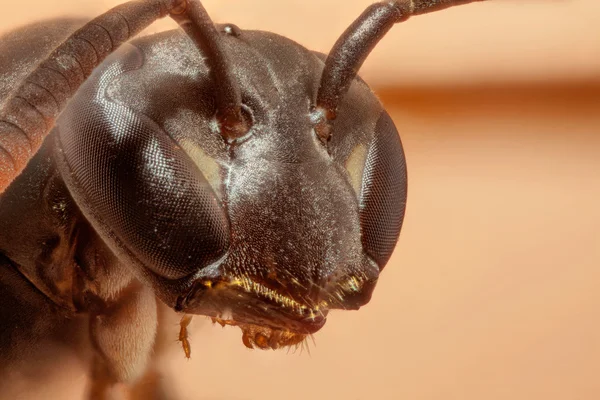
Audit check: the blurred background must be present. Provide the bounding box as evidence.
[1,0,600,399]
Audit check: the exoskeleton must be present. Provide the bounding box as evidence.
[0,0,483,397]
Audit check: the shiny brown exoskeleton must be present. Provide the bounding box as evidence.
[0,0,484,396]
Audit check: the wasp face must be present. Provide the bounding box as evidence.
[57,26,406,350]
[170,32,404,348]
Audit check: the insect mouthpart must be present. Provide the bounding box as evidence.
[175,276,329,349]
[210,318,310,350]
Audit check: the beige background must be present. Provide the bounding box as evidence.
[2,1,600,399]
[2,0,600,86]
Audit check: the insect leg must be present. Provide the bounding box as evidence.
[0,0,186,194]
[87,282,158,396]
[128,303,183,400]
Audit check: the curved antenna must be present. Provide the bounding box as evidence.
[170,0,249,141]
[0,0,187,194]
[314,0,485,138]
[0,0,250,195]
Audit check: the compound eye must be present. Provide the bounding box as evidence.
[359,110,407,269]
[60,104,230,280]
[57,48,229,280]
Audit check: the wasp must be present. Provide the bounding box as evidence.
[0,0,483,397]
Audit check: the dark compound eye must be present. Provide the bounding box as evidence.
[359,110,407,269]
[57,50,230,280]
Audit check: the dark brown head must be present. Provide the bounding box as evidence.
[54,0,480,349]
[162,26,406,346]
